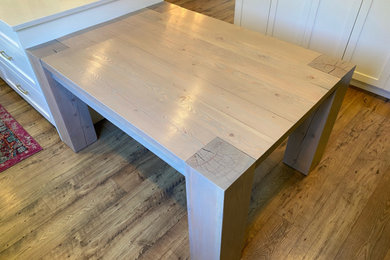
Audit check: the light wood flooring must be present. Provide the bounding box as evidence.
[166,0,235,24]
[1,1,390,259]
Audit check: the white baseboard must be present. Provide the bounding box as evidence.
[351,79,390,99]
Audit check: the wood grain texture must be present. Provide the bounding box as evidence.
[148,1,180,13]
[27,46,97,152]
[2,78,390,259]
[335,143,390,260]
[186,137,255,260]
[309,54,356,79]
[2,1,389,260]
[165,0,235,24]
[44,69,97,152]
[0,82,188,259]
[32,2,354,164]
[29,3,355,259]
[283,69,353,174]
[28,40,69,59]
[286,108,390,260]
[186,137,255,190]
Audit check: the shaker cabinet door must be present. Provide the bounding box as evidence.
[344,0,390,92]
[236,0,362,57]
[237,0,270,34]
[266,0,313,45]
[305,0,362,58]
[267,0,362,57]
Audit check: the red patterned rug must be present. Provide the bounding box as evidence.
[0,104,42,172]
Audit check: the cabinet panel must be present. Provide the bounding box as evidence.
[239,0,270,34]
[0,59,52,121]
[0,21,21,48]
[268,0,313,45]
[0,61,5,79]
[0,35,36,84]
[307,0,362,58]
[236,0,361,57]
[344,0,390,92]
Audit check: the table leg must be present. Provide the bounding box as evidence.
[28,43,97,152]
[42,68,97,152]
[186,137,255,260]
[283,71,353,175]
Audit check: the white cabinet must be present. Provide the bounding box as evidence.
[235,0,270,34]
[0,0,161,124]
[344,0,390,94]
[236,0,361,55]
[267,0,314,45]
[305,0,362,58]
[235,0,390,98]
[0,25,51,120]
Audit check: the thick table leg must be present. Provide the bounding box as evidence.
[28,44,97,152]
[186,137,256,260]
[41,69,97,152]
[283,71,353,174]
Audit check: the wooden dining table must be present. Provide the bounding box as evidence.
[28,2,355,259]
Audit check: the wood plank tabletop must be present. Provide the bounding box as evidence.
[37,2,354,168]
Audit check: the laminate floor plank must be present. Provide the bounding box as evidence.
[278,108,388,227]
[139,215,189,259]
[289,114,390,259]
[241,102,390,259]
[0,123,130,222]
[243,212,302,260]
[166,0,235,24]
[385,248,390,260]
[335,155,390,260]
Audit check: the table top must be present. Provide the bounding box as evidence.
[0,0,115,29]
[39,2,354,165]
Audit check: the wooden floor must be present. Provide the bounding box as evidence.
[166,0,235,23]
[1,1,390,259]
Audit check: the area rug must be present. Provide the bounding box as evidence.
[0,104,42,172]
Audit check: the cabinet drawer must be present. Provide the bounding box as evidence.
[0,36,36,85]
[1,62,51,121]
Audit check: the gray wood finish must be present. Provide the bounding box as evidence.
[27,46,97,152]
[43,69,97,152]
[309,54,356,79]
[186,137,255,260]
[283,69,354,174]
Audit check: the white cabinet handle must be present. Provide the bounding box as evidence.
[16,84,28,95]
[0,50,13,61]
